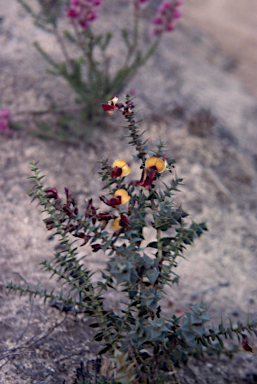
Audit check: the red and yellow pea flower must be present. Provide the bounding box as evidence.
[111,214,131,231]
[114,189,131,204]
[131,156,166,190]
[101,96,124,115]
[100,189,131,208]
[145,157,166,173]
[111,159,130,178]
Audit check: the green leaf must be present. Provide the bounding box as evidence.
[94,332,104,342]
[89,323,99,328]
[97,344,112,355]
[146,268,159,285]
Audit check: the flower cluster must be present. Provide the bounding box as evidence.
[152,0,183,36]
[131,156,167,189]
[43,150,171,243]
[99,153,171,235]
[67,0,102,29]
[0,110,13,136]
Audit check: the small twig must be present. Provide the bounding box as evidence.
[0,312,67,363]
[127,338,146,383]
[170,361,181,384]
[13,105,83,119]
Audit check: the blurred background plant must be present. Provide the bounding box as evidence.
[16,0,183,141]
[7,96,257,383]
[0,109,23,136]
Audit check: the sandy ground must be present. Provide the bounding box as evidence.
[183,0,257,99]
[0,1,257,383]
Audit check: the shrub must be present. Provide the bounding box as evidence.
[16,0,183,140]
[7,95,256,383]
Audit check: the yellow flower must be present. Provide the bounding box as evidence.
[111,217,122,230]
[145,157,166,173]
[112,159,131,178]
[114,189,131,204]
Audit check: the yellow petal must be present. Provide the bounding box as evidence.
[113,159,127,168]
[108,96,118,106]
[111,217,122,230]
[114,189,131,204]
[145,157,165,173]
[121,164,130,176]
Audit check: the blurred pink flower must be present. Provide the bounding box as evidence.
[152,0,182,36]
[0,109,13,136]
[67,0,102,29]
[0,119,8,131]
[0,109,11,120]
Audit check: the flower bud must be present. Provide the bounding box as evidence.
[45,188,59,199]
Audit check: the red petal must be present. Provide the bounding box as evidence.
[242,334,253,352]
[109,197,121,208]
[143,177,154,190]
[101,104,116,115]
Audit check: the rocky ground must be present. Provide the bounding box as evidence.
[0,1,257,383]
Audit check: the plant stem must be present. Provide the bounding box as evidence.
[157,228,162,261]
[73,23,92,67]
[124,3,139,66]
[53,27,72,71]
[170,361,181,384]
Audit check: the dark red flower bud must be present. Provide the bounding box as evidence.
[44,218,55,230]
[74,233,91,246]
[45,188,58,199]
[242,334,253,353]
[62,204,73,216]
[64,188,78,214]
[91,244,103,252]
[65,187,72,206]
[63,224,76,233]
[122,102,134,115]
[97,212,115,221]
[119,214,130,229]
[116,102,124,110]
[85,198,97,224]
